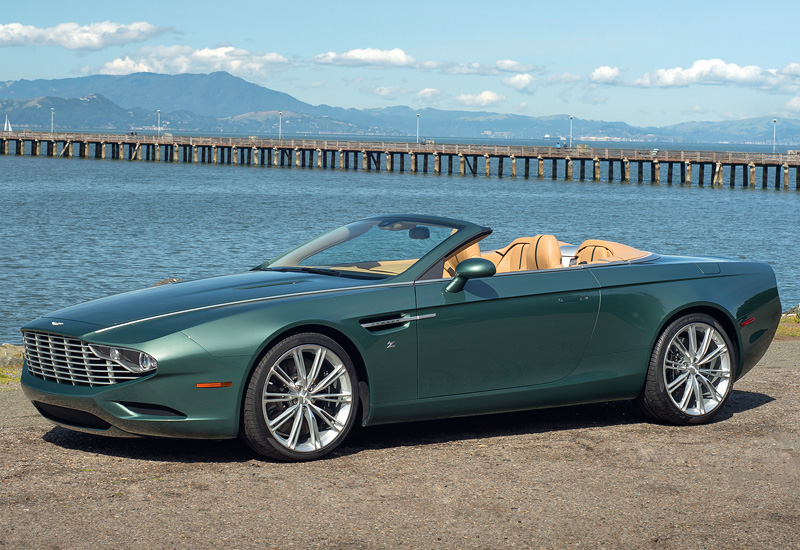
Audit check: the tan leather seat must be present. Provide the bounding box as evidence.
[482,238,533,273]
[482,234,562,273]
[575,239,647,265]
[443,242,481,277]
[527,234,562,270]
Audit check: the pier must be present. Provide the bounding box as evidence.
[2,130,800,189]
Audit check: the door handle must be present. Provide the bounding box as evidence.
[558,295,588,304]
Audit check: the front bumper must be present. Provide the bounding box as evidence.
[20,349,249,440]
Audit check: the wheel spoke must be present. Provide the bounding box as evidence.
[686,325,698,360]
[677,378,693,411]
[304,406,322,450]
[311,363,345,394]
[698,368,730,377]
[313,392,352,404]
[666,359,687,371]
[293,349,308,387]
[307,347,326,388]
[666,372,689,393]
[692,375,705,414]
[271,365,296,390]
[309,403,344,431]
[287,406,304,449]
[264,392,296,403]
[697,344,727,366]
[268,404,299,430]
[697,373,724,402]
[672,338,692,363]
[696,327,714,362]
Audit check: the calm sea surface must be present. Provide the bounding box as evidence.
[1,151,798,344]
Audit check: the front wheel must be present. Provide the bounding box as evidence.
[637,313,735,425]
[241,333,359,461]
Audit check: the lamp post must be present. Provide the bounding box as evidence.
[157,109,161,138]
[416,113,420,144]
[50,108,54,135]
[569,115,573,148]
[279,111,282,140]
[773,118,777,154]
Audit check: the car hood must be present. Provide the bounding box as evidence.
[35,270,372,329]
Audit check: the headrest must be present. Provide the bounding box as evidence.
[527,234,562,270]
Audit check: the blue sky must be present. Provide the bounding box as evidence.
[3,0,800,126]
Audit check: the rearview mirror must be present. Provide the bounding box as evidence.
[445,257,496,293]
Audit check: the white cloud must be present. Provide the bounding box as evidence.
[546,72,582,85]
[589,66,621,83]
[496,59,536,73]
[99,45,289,77]
[368,85,413,99]
[634,59,780,88]
[417,88,441,101]
[780,63,800,76]
[502,73,535,93]
[313,47,415,67]
[0,21,166,50]
[785,97,800,111]
[444,62,498,76]
[455,90,505,107]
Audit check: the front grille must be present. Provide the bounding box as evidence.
[23,331,146,387]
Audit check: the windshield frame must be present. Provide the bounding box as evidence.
[256,214,489,282]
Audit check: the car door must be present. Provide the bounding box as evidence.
[414,268,600,398]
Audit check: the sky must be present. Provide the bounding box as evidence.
[3,0,800,127]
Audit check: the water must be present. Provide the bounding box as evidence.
[1,153,798,344]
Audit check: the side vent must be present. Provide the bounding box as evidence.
[359,313,436,333]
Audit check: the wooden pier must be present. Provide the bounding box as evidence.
[2,130,800,189]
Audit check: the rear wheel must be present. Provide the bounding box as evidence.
[242,333,358,461]
[637,313,735,425]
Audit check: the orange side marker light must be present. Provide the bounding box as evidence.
[196,381,233,388]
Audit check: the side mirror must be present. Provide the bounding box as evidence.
[445,257,496,293]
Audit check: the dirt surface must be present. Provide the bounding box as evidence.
[1,341,798,549]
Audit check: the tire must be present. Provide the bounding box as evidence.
[636,313,735,425]
[242,333,359,461]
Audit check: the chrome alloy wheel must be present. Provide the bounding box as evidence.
[262,344,354,453]
[663,322,732,416]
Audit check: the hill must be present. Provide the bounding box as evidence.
[1,71,799,143]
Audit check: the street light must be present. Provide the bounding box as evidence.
[279,111,282,140]
[569,115,573,148]
[416,113,420,144]
[157,109,161,138]
[50,108,54,135]
[773,118,777,154]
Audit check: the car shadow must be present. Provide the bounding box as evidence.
[41,389,773,463]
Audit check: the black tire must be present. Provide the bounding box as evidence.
[636,313,736,425]
[241,332,359,461]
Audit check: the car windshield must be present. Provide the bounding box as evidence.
[262,218,461,278]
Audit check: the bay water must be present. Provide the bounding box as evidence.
[1,151,798,345]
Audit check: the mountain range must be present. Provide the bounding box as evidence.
[1,71,798,144]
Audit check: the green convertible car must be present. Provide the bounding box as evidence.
[21,214,781,461]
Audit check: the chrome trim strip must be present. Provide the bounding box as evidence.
[360,313,436,329]
[95,281,414,334]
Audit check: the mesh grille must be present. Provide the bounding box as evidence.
[23,331,146,387]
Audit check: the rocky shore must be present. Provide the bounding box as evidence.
[0,343,23,369]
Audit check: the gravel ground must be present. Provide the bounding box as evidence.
[1,341,798,549]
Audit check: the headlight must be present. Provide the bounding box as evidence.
[88,344,158,373]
